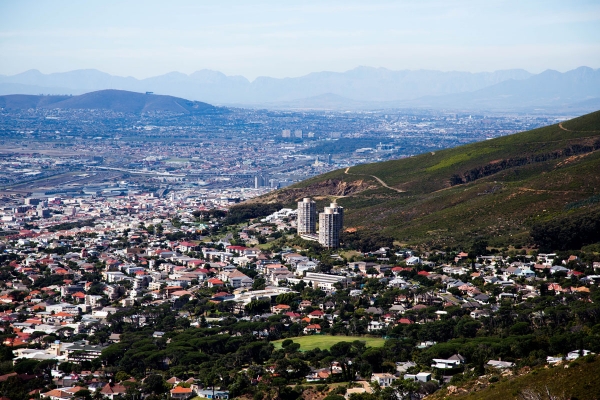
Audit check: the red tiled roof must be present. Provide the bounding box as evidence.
[171,387,192,394]
[101,383,127,395]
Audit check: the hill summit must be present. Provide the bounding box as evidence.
[0,89,216,114]
[252,110,600,250]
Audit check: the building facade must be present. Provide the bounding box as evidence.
[318,202,343,248]
[297,198,316,234]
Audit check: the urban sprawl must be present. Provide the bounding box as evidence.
[0,107,596,400]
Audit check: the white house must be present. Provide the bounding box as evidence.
[367,321,386,332]
[371,373,396,387]
[567,350,594,360]
[405,256,421,266]
[431,354,465,369]
[404,372,431,382]
[514,268,535,278]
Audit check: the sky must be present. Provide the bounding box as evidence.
[1,0,599,80]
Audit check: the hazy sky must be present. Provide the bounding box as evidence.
[1,0,599,80]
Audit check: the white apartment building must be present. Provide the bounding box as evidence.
[297,198,316,234]
[318,202,343,248]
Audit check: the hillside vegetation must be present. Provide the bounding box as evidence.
[428,355,600,400]
[254,110,600,249]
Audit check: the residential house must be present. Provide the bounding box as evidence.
[271,304,291,314]
[403,372,431,382]
[195,389,229,399]
[431,354,465,369]
[368,321,386,332]
[170,387,193,400]
[304,324,321,334]
[100,383,128,400]
[371,373,396,387]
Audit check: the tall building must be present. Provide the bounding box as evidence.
[297,198,316,234]
[254,175,267,188]
[318,202,344,248]
[282,129,291,138]
[294,129,303,138]
[329,202,344,235]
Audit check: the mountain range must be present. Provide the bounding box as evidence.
[1,66,599,112]
[250,110,600,249]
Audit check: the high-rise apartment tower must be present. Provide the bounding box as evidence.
[297,198,316,234]
[318,202,344,248]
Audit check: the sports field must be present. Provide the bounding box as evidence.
[271,335,386,351]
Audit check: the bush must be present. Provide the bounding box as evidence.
[316,384,329,393]
[331,386,347,395]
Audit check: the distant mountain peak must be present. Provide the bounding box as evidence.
[17,69,44,76]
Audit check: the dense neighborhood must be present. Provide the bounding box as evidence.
[1,192,599,400]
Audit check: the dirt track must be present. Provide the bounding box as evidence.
[344,167,405,193]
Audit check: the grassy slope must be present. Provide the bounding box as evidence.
[257,110,600,248]
[271,336,386,351]
[428,356,600,400]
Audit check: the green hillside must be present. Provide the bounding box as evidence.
[254,110,600,249]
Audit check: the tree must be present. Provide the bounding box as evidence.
[245,300,270,314]
[392,379,421,400]
[252,277,266,290]
[14,359,38,374]
[324,396,345,400]
[142,374,168,395]
[73,389,92,400]
[115,371,130,382]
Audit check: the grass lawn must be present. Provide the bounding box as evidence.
[272,335,386,351]
[339,250,362,260]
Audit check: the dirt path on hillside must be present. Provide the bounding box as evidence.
[344,167,405,193]
[519,187,595,194]
[558,122,600,134]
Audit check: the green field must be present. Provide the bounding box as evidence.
[271,335,386,351]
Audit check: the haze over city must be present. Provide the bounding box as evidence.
[1,0,600,79]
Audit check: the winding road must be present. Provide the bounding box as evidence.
[344,167,405,193]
